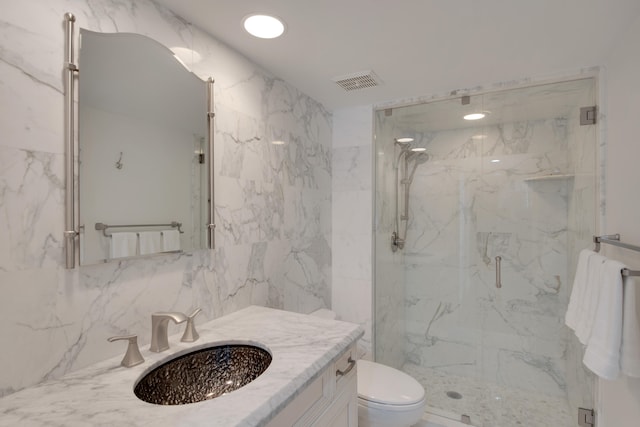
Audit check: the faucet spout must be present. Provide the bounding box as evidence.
[150,312,187,352]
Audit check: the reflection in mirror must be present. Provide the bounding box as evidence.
[78,30,208,265]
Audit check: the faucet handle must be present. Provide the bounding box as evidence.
[180,308,202,342]
[108,335,144,368]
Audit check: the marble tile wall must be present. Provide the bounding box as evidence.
[331,106,373,357]
[0,0,331,396]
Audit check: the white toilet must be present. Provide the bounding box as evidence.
[310,309,427,427]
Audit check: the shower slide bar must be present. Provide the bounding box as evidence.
[95,221,184,238]
[593,234,640,276]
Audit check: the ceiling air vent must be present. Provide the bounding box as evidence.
[332,70,382,91]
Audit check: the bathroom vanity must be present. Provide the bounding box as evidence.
[0,306,363,426]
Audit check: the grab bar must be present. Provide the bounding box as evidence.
[495,256,502,288]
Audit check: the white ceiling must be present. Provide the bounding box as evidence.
[155,0,640,111]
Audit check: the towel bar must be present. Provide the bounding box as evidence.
[95,221,184,237]
[593,234,640,277]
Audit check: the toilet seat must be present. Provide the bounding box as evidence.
[358,396,427,412]
[357,360,425,406]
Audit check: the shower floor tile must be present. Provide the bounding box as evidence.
[404,363,573,427]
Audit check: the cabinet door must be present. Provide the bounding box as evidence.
[266,371,331,427]
[266,343,359,427]
[313,370,357,427]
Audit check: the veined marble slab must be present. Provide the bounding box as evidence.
[0,306,363,427]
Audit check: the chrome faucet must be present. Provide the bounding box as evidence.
[150,312,187,352]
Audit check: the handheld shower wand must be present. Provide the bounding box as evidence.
[391,140,429,251]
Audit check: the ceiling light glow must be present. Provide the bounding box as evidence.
[464,113,486,121]
[396,137,414,143]
[170,47,202,65]
[411,147,427,152]
[491,159,501,163]
[243,14,285,39]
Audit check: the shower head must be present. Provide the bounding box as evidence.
[394,137,413,149]
[405,151,429,164]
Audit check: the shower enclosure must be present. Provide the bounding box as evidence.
[374,79,598,426]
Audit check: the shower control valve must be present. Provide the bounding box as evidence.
[391,231,405,251]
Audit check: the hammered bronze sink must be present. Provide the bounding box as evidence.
[134,344,272,405]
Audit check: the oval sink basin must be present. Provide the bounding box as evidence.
[134,344,272,405]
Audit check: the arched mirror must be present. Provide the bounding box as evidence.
[68,26,213,266]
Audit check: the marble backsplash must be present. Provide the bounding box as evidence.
[0,0,331,396]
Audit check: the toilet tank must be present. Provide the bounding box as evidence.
[310,308,338,320]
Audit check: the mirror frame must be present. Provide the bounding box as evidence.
[63,13,215,268]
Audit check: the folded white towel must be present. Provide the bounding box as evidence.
[621,275,640,377]
[161,229,181,252]
[566,249,596,332]
[110,232,138,258]
[138,231,162,255]
[574,253,607,344]
[583,259,625,380]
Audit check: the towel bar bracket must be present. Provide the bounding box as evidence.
[593,234,640,277]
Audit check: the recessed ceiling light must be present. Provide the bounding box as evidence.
[491,159,501,163]
[471,134,487,140]
[243,14,285,39]
[411,147,427,152]
[396,137,414,143]
[464,113,486,121]
[272,140,286,145]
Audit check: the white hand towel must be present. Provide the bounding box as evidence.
[110,232,138,258]
[566,249,596,331]
[161,229,181,252]
[621,275,640,377]
[138,231,162,255]
[575,253,607,344]
[583,259,625,380]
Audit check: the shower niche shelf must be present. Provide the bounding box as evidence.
[523,174,574,183]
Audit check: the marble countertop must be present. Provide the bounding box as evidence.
[0,306,363,426]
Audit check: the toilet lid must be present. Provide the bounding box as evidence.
[357,360,425,406]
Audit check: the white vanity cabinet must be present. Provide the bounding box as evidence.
[266,344,358,427]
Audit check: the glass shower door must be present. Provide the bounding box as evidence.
[374,78,597,427]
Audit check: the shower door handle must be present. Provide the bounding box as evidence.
[495,256,502,289]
